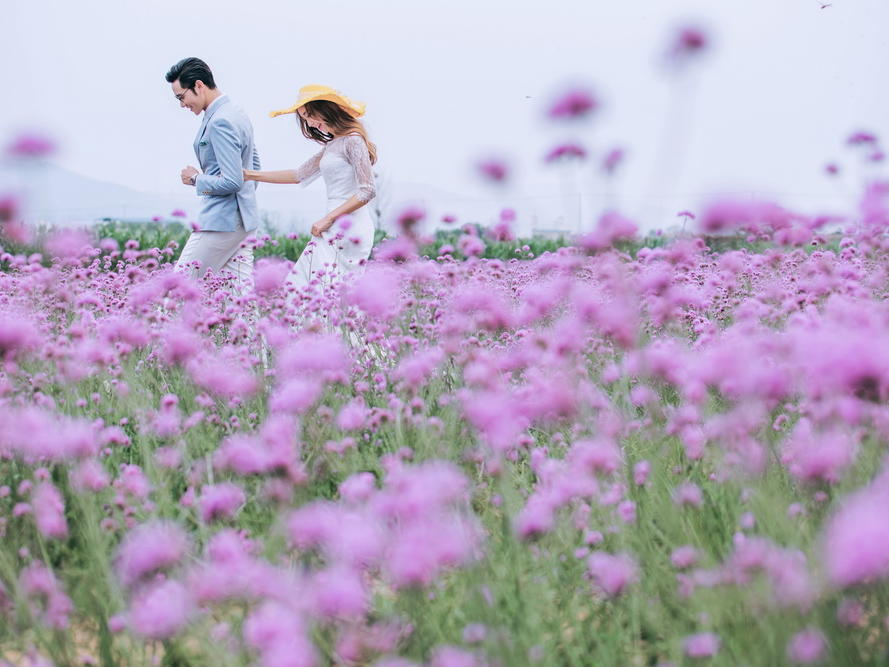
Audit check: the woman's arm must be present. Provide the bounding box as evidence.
[343,135,377,203]
[243,169,299,184]
[244,149,324,185]
[310,195,370,237]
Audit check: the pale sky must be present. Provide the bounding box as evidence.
[3,0,888,233]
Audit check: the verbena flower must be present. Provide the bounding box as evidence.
[115,521,189,588]
[683,632,720,658]
[587,552,638,597]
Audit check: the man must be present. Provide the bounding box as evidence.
[165,57,260,289]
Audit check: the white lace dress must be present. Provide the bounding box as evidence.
[286,133,376,291]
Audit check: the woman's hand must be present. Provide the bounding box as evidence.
[243,169,253,181]
[310,216,334,238]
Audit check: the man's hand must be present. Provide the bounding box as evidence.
[310,216,334,238]
[181,166,200,186]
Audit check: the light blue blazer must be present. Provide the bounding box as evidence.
[192,96,261,232]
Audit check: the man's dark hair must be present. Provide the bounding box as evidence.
[165,57,216,90]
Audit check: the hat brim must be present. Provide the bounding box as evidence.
[269,94,365,119]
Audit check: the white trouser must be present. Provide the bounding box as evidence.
[175,226,254,292]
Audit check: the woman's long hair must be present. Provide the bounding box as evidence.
[298,100,377,164]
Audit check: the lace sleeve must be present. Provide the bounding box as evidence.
[294,149,323,186]
[343,135,376,203]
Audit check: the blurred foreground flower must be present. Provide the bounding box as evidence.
[601,147,625,174]
[7,132,56,158]
[847,131,878,146]
[548,88,599,120]
[787,628,827,664]
[684,632,720,658]
[0,196,32,245]
[477,158,509,183]
[544,143,587,163]
[822,481,889,588]
[666,25,709,67]
[577,211,638,252]
[395,205,425,238]
[587,552,637,597]
[253,257,291,294]
[44,228,93,259]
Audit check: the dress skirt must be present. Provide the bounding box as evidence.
[286,199,375,292]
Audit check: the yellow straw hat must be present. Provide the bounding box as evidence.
[269,84,366,119]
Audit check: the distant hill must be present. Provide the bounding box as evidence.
[0,160,571,236]
[0,160,196,225]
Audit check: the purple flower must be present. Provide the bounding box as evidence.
[115,521,190,588]
[633,460,651,485]
[548,88,599,120]
[666,26,709,66]
[586,552,637,597]
[0,195,19,223]
[44,228,93,259]
[7,132,56,158]
[244,600,316,665]
[430,646,481,667]
[462,623,488,644]
[684,632,720,658]
[253,257,291,294]
[188,354,258,399]
[310,565,368,619]
[344,265,402,319]
[385,512,481,588]
[782,421,857,484]
[786,627,826,664]
[822,483,889,587]
[544,143,587,163]
[339,472,376,503]
[515,496,555,540]
[374,235,419,263]
[198,482,246,522]
[129,579,193,640]
[396,206,426,236]
[32,482,68,539]
[618,499,636,523]
[675,27,708,53]
[602,147,625,174]
[577,211,638,252]
[71,459,110,492]
[477,158,509,183]
[19,562,72,630]
[337,398,369,431]
[697,198,789,234]
[270,377,323,415]
[170,208,187,218]
[569,438,622,475]
[458,234,486,258]
[671,545,699,570]
[847,131,877,145]
[673,482,703,508]
[0,318,39,360]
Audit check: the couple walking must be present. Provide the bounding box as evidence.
[165,57,377,292]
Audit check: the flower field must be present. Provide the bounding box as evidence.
[2,181,889,667]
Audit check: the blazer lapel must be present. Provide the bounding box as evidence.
[193,96,230,162]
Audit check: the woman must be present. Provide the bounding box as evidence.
[244,84,377,291]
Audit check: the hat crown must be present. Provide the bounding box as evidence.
[299,84,337,98]
[269,84,366,118]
